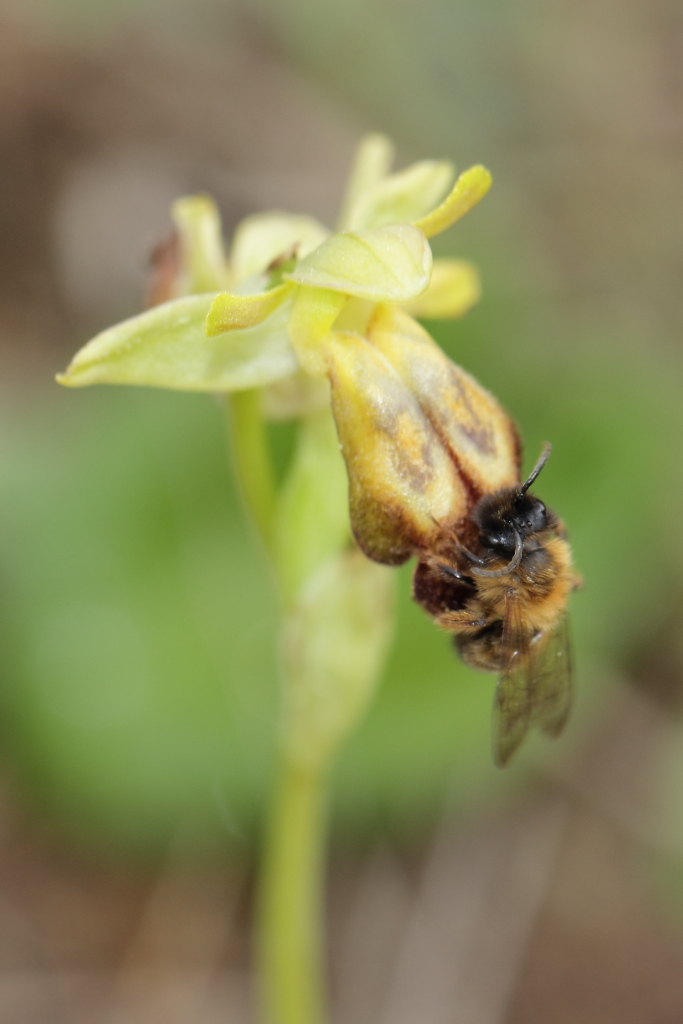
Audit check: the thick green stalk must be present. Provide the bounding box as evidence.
[259,760,328,1024]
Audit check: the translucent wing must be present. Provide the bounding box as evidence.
[492,591,533,767]
[493,606,573,767]
[529,613,573,739]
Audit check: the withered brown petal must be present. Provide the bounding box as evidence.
[367,305,520,499]
[326,330,467,565]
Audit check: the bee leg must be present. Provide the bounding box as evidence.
[423,556,472,585]
[433,562,468,583]
[437,607,489,633]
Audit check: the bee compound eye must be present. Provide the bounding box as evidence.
[532,503,547,529]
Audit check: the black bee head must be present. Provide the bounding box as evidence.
[473,489,547,556]
[471,443,554,558]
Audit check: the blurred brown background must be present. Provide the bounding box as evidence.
[0,0,683,1021]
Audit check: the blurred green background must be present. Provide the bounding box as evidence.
[0,0,682,864]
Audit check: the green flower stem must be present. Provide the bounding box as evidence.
[226,389,276,551]
[226,400,340,1023]
[259,759,329,1024]
[227,397,391,1024]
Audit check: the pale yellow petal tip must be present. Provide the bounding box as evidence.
[205,282,293,337]
[465,164,493,202]
[414,164,492,239]
[171,193,229,294]
[357,132,395,157]
[55,356,95,387]
[171,193,220,223]
[351,134,396,179]
[55,361,106,388]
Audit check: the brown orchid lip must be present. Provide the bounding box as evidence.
[325,305,520,568]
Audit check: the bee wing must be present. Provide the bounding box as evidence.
[529,613,573,739]
[492,591,533,767]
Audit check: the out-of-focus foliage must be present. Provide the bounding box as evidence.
[1,0,683,859]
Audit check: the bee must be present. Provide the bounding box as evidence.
[413,443,581,766]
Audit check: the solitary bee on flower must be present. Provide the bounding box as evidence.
[325,297,581,766]
[414,442,581,766]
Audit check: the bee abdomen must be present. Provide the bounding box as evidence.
[455,620,505,673]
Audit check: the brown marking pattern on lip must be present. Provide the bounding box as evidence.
[442,361,496,456]
[390,436,436,495]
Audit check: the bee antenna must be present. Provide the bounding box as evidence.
[520,442,552,495]
[469,529,523,578]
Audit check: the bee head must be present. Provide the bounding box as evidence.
[475,491,547,555]
[472,443,552,558]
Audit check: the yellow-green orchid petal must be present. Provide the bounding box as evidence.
[326,330,466,565]
[205,281,294,336]
[337,133,395,231]
[286,224,432,304]
[367,304,520,496]
[414,165,492,239]
[344,160,455,232]
[172,195,231,293]
[230,211,329,282]
[287,285,348,377]
[402,259,480,319]
[57,295,298,392]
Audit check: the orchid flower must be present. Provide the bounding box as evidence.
[58,134,489,394]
